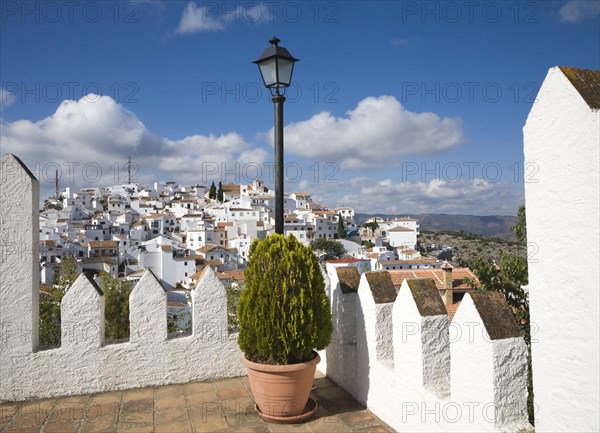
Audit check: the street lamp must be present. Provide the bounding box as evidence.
[254,37,298,235]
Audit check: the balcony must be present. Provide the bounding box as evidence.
[1,155,532,433]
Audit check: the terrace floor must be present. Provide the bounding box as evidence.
[0,372,394,433]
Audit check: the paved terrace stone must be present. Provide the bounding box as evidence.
[0,372,394,433]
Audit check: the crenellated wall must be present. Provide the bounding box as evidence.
[0,154,245,403]
[319,268,531,432]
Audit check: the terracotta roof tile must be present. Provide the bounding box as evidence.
[388,226,413,232]
[389,268,478,291]
[446,302,460,321]
[326,258,367,264]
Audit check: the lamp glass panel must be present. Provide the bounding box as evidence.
[258,59,277,87]
[277,59,294,86]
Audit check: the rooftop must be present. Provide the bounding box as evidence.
[389,268,478,291]
[0,373,392,433]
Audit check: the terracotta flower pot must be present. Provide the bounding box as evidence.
[242,352,320,423]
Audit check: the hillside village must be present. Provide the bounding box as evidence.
[39,178,478,323]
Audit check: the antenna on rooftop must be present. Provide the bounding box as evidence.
[127,156,132,185]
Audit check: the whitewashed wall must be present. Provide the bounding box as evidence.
[524,66,600,432]
[319,269,531,432]
[0,155,244,402]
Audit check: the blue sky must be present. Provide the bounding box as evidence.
[1,0,598,215]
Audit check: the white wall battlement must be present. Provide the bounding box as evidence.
[0,154,245,402]
[524,66,600,432]
[319,269,531,432]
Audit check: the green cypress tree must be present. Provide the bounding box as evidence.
[209,181,217,200]
[217,181,224,203]
[337,213,346,239]
[237,234,332,364]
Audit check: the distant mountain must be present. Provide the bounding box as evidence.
[355,213,518,241]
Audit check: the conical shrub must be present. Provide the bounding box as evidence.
[237,234,332,364]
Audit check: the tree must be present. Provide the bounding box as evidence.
[237,234,332,364]
[313,238,346,260]
[513,204,527,243]
[54,254,78,292]
[39,289,63,347]
[363,221,379,236]
[99,271,132,340]
[217,181,224,203]
[226,284,241,332]
[39,254,78,347]
[209,181,217,200]
[43,198,63,211]
[337,213,346,239]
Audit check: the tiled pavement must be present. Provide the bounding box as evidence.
[0,372,394,433]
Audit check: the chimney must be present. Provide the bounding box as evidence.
[441,261,453,305]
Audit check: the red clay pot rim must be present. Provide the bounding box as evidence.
[241,352,321,372]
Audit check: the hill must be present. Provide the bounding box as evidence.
[355,213,518,241]
[417,230,526,266]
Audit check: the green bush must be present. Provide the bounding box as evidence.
[237,234,332,364]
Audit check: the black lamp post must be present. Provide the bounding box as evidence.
[253,37,298,235]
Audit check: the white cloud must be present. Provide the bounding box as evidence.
[176,2,225,34]
[268,96,463,168]
[307,177,522,216]
[174,1,270,34]
[0,88,15,107]
[159,133,267,183]
[559,0,600,23]
[0,94,263,192]
[0,94,515,215]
